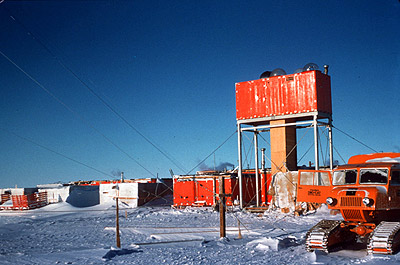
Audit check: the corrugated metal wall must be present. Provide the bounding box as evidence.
[236,70,331,120]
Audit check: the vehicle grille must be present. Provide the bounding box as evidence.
[340,196,362,207]
[342,209,363,220]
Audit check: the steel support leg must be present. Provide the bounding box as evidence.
[313,115,319,170]
[328,118,333,170]
[254,131,259,207]
[237,123,243,209]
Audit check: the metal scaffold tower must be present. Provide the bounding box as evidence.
[235,67,333,208]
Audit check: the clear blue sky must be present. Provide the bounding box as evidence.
[0,0,399,188]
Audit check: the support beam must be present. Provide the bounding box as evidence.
[241,120,312,131]
[270,119,297,174]
[254,131,260,207]
[219,176,226,238]
[328,118,334,170]
[237,123,243,209]
[313,115,319,170]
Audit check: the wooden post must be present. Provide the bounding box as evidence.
[219,175,226,238]
[237,219,242,239]
[116,195,121,248]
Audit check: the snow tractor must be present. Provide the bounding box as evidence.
[304,152,400,254]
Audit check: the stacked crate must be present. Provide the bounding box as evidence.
[1,193,11,204]
[9,192,48,210]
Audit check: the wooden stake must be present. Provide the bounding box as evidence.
[237,219,242,239]
[219,175,226,238]
[116,197,121,248]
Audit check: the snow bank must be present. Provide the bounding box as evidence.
[367,157,400,163]
[247,237,279,251]
[102,247,142,261]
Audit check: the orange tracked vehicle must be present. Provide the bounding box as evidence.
[303,152,400,254]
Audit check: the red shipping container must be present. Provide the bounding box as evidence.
[236,70,331,120]
[173,172,272,207]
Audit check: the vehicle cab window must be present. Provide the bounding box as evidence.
[332,170,357,185]
[359,168,388,184]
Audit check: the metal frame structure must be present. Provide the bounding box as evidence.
[237,111,333,209]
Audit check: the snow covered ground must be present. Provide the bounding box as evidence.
[1,203,399,264]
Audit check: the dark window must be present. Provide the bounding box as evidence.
[360,169,388,184]
[391,171,400,185]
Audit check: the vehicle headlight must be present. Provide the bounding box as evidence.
[362,197,374,206]
[326,197,335,205]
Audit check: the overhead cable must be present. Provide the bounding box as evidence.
[3,7,187,173]
[0,127,113,177]
[332,144,346,164]
[333,126,378,153]
[0,50,156,178]
[186,130,237,175]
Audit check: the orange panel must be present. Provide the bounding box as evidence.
[195,179,215,205]
[297,170,332,204]
[236,70,331,120]
[173,179,196,206]
[260,173,273,204]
